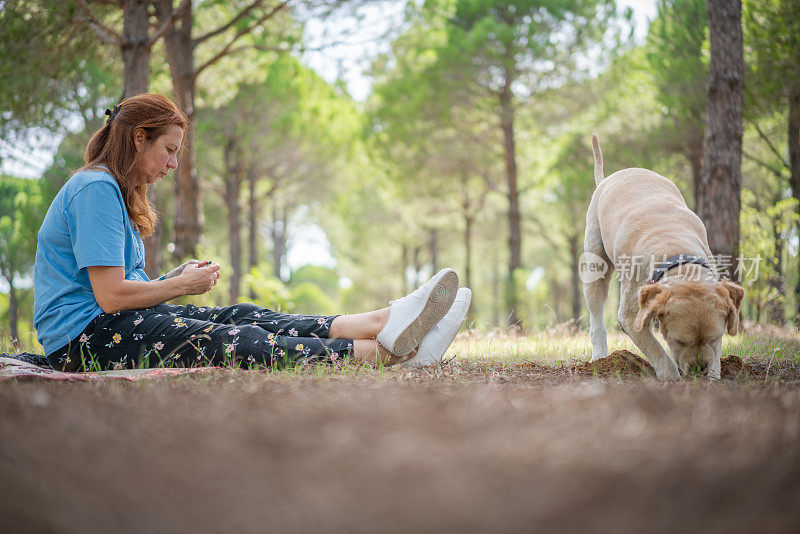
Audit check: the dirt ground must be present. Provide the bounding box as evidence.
[2,357,800,533]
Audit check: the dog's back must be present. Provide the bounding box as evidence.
[589,136,710,264]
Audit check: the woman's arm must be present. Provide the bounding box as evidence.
[87,263,220,314]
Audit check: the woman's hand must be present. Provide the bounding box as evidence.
[175,262,221,295]
[163,259,202,280]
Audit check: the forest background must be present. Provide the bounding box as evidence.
[1,0,798,351]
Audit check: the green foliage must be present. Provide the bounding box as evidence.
[239,265,337,315]
[40,131,90,204]
[645,0,708,127]
[0,289,37,349]
[0,175,44,281]
[740,189,798,322]
[240,266,293,312]
[744,0,800,111]
[442,0,620,92]
[0,174,44,345]
[289,264,340,294]
[0,0,118,134]
[289,282,338,316]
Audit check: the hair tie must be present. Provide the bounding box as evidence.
[105,103,121,125]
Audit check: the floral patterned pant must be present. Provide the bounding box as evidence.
[46,303,354,371]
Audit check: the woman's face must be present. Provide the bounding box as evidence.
[134,124,184,186]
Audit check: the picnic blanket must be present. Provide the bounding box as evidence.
[0,354,219,382]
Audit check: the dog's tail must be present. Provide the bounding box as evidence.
[592,134,604,186]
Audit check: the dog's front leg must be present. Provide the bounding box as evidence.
[625,325,680,380]
[619,292,680,380]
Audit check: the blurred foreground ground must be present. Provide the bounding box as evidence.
[2,331,800,533]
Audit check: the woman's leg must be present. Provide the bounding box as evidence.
[169,302,438,366]
[173,302,346,339]
[328,308,389,340]
[169,302,392,343]
[58,306,357,369]
[352,339,413,366]
[163,302,411,366]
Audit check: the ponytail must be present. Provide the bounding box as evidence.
[84,122,112,166]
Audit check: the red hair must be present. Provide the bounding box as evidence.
[81,93,188,237]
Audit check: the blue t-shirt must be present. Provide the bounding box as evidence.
[34,168,150,355]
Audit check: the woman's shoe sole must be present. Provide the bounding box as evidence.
[391,270,458,357]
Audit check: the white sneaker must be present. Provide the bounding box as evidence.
[402,287,471,368]
[377,268,459,357]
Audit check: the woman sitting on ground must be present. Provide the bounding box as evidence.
[33,93,471,372]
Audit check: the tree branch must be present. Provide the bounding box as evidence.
[215,42,293,59]
[193,0,269,46]
[75,0,125,46]
[476,168,500,193]
[526,214,569,263]
[148,0,191,46]
[743,150,789,180]
[518,181,538,195]
[746,117,791,170]
[193,1,291,81]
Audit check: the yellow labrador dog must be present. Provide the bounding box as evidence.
[582,135,744,379]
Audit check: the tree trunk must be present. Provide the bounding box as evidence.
[552,279,564,323]
[248,165,259,270]
[687,125,704,210]
[766,203,785,325]
[143,187,163,278]
[224,140,242,304]
[697,0,744,280]
[464,214,473,293]
[492,251,501,328]
[7,273,18,347]
[247,165,259,299]
[401,243,409,294]
[271,203,282,280]
[413,246,421,287]
[569,232,582,326]
[429,228,439,274]
[499,80,522,327]
[271,202,287,281]
[788,84,800,324]
[121,0,151,99]
[464,212,474,322]
[156,1,201,261]
[280,208,288,279]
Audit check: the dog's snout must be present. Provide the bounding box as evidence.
[694,360,712,378]
[681,357,708,378]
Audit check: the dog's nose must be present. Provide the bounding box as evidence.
[683,359,708,377]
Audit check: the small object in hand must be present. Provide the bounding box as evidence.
[198,260,212,267]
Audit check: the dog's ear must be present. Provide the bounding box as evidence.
[718,280,745,335]
[633,284,668,331]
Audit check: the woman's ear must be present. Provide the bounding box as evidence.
[133,128,147,151]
